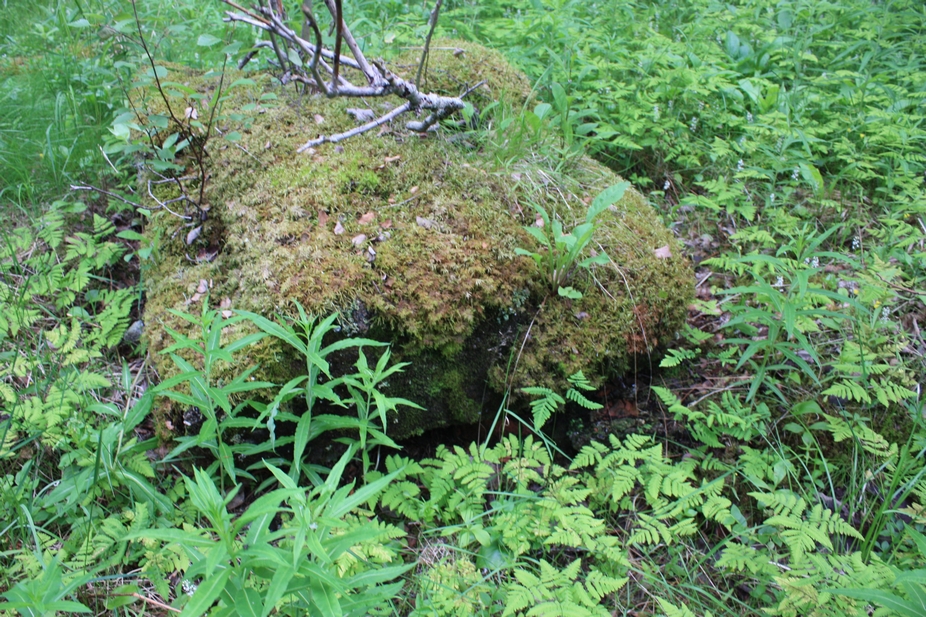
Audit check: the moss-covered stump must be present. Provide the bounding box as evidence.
[141,51,692,440]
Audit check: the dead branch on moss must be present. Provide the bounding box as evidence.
[221,0,467,152]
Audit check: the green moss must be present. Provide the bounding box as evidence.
[389,39,532,111]
[140,51,692,440]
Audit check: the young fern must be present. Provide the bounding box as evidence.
[522,371,603,430]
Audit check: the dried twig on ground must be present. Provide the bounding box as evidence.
[221,0,468,151]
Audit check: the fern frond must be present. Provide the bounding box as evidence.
[521,386,565,430]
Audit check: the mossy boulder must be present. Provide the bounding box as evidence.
[141,48,692,439]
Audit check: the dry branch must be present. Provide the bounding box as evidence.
[221,0,468,151]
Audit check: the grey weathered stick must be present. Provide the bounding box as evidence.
[416,0,443,87]
[297,102,411,151]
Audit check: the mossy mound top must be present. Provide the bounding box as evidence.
[141,51,691,438]
[389,39,532,110]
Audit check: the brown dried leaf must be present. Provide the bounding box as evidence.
[381,219,392,230]
[196,279,209,294]
[358,211,375,225]
[318,210,329,226]
[654,244,673,259]
[196,249,217,263]
[221,310,233,318]
[534,215,544,228]
[219,297,232,309]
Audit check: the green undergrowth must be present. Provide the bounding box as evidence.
[2,0,926,616]
[134,63,689,438]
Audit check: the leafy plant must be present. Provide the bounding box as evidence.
[124,447,410,617]
[515,181,628,298]
[521,370,602,431]
[154,302,272,487]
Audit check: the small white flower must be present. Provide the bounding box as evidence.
[811,256,819,268]
[852,236,861,250]
[689,116,699,132]
[663,180,671,190]
[653,105,660,121]
[881,306,890,322]
[182,580,197,596]
[775,276,784,287]
[792,167,800,180]
[698,101,705,111]
[770,193,776,203]
[668,100,674,110]
[309,522,318,530]
[746,111,754,123]
[736,159,745,172]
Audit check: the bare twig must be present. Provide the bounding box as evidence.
[108,592,181,613]
[298,102,411,151]
[70,185,143,210]
[222,0,469,149]
[416,0,443,87]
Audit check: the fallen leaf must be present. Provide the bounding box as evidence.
[416,216,434,230]
[410,186,419,195]
[654,244,673,259]
[196,249,217,263]
[221,310,233,318]
[264,141,271,150]
[184,106,198,120]
[318,210,329,226]
[334,221,345,235]
[196,279,209,294]
[313,114,324,124]
[384,155,401,164]
[185,225,202,245]
[511,172,522,182]
[366,246,376,262]
[534,215,544,228]
[351,234,367,246]
[358,211,375,225]
[381,219,392,229]
[219,297,232,309]
[453,48,465,56]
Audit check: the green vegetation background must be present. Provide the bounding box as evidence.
[1,0,925,615]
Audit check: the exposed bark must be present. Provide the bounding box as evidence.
[221,0,468,151]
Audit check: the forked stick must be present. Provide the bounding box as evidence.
[221,0,469,151]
